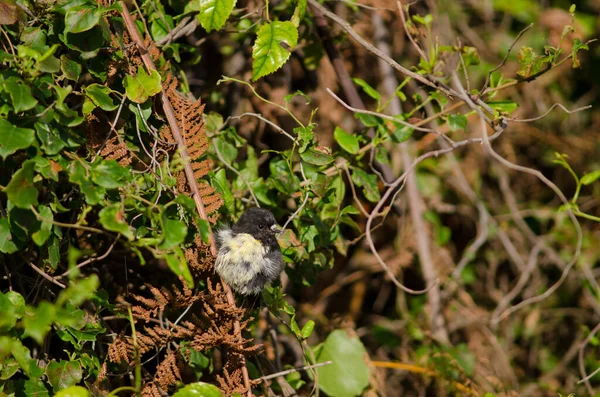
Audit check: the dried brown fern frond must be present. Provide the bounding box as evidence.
[162,73,223,224]
[100,135,133,166]
[155,351,182,390]
[108,333,134,364]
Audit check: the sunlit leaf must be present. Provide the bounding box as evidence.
[252,21,298,81]
[198,0,236,32]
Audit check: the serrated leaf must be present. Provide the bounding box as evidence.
[123,67,162,104]
[5,160,39,208]
[0,119,35,159]
[4,77,38,113]
[64,5,101,34]
[581,170,600,185]
[252,21,298,81]
[333,127,359,154]
[198,0,236,32]
[98,204,134,240]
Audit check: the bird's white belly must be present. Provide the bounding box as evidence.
[216,233,268,285]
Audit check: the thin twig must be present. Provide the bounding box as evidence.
[307,0,453,97]
[259,361,333,382]
[578,322,600,395]
[507,103,592,123]
[453,73,584,322]
[396,1,428,62]
[481,23,533,93]
[28,262,66,289]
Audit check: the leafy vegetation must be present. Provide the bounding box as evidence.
[0,0,599,396]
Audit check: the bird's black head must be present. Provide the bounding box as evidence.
[232,208,280,248]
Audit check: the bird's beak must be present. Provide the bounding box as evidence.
[271,224,282,233]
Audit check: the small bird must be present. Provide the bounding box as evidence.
[215,208,285,295]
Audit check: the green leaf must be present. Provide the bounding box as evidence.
[98,204,134,240]
[173,382,223,397]
[32,206,53,246]
[83,83,117,115]
[0,218,18,254]
[163,248,194,288]
[488,100,519,115]
[252,21,298,81]
[46,360,83,392]
[581,170,600,185]
[351,168,380,203]
[23,301,56,344]
[284,90,311,104]
[198,0,236,32]
[214,137,238,164]
[69,162,106,205]
[352,78,381,102]
[301,320,315,339]
[0,119,35,159]
[334,127,359,154]
[24,379,50,396]
[315,330,370,397]
[123,67,162,104]
[64,5,101,34]
[91,160,130,189]
[160,218,188,250]
[300,147,334,166]
[36,122,66,155]
[291,0,307,27]
[56,275,99,307]
[211,169,234,213]
[204,112,224,135]
[391,124,414,143]
[447,114,468,132]
[4,77,38,113]
[60,55,82,81]
[354,112,382,127]
[197,219,211,244]
[54,386,90,397]
[0,291,25,329]
[295,125,314,153]
[5,160,39,209]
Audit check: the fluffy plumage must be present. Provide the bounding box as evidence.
[214,208,284,295]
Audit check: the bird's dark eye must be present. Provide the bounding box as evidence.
[258,224,264,230]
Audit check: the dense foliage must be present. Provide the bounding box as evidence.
[1,0,599,396]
